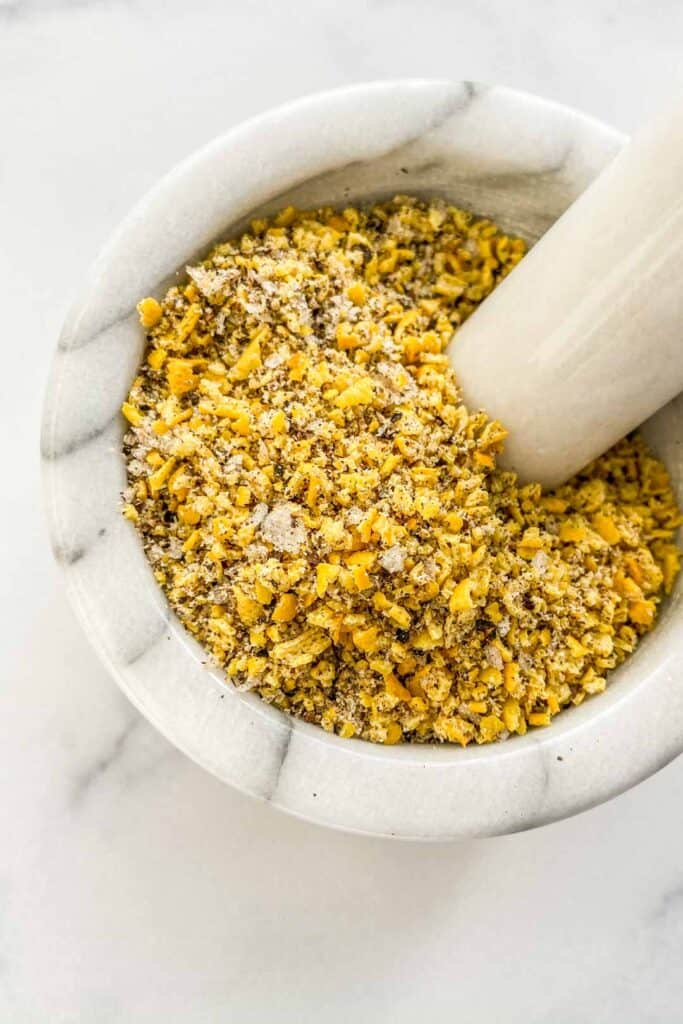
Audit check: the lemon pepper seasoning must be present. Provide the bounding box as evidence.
[122,196,681,745]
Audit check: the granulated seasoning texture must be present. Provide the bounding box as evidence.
[121,197,681,745]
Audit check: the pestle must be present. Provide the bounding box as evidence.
[448,101,683,489]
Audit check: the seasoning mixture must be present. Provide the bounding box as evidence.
[121,196,681,745]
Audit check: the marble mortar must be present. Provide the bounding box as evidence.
[42,80,683,839]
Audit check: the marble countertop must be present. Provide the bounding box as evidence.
[4,0,683,1019]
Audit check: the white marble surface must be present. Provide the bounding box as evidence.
[4,0,683,1019]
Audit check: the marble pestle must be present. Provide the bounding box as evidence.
[449,101,683,489]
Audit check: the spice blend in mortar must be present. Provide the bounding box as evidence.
[121,197,681,745]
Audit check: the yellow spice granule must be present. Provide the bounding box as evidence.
[121,196,681,745]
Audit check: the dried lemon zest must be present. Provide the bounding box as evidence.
[121,401,143,426]
[121,195,680,747]
[137,296,162,328]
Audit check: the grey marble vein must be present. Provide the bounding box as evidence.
[50,512,116,565]
[56,307,139,355]
[123,613,170,667]
[71,711,141,806]
[649,880,683,924]
[52,540,86,565]
[266,724,293,803]
[41,407,118,461]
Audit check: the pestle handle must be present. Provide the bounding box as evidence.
[449,101,683,488]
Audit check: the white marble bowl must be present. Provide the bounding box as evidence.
[42,81,683,839]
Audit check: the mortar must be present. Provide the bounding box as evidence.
[42,80,683,839]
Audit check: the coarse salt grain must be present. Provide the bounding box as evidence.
[532,550,549,573]
[244,543,268,562]
[485,643,504,670]
[264,349,288,369]
[250,503,268,527]
[380,544,406,573]
[260,504,307,553]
